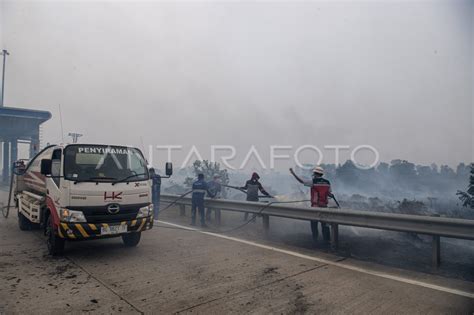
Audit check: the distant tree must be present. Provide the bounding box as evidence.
[416,165,432,177]
[390,160,417,192]
[336,160,359,185]
[184,160,230,195]
[390,160,416,179]
[376,162,389,175]
[440,165,456,178]
[456,163,470,179]
[457,163,474,209]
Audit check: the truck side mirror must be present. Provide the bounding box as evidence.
[40,159,52,176]
[165,162,173,176]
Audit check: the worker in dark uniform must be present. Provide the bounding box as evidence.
[191,173,214,227]
[206,174,222,221]
[240,172,270,220]
[149,167,161,217]
[290,166,332,242]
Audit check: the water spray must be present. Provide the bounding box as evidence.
[222,184,275,199]
[156,186,310,234]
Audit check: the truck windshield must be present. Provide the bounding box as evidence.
[64,145,149,182]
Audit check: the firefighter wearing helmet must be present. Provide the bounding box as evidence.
[290,166,333,242]
[240,172,270,221]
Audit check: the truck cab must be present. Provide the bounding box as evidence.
[16,143,171,255]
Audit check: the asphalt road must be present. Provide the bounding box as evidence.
[1,189,473,314]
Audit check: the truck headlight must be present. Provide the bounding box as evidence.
[137,204,153,218]
[60,209,86,223]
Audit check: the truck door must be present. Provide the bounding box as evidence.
[46,149,63,215]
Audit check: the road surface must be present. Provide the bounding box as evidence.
[1,188,473,314]
[0,220,473,313]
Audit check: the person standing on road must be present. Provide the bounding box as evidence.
[191,173,214,227]
[290,166,333,242]
[240,172,270,221]
[149,167,161,217]
[206,174,222,221]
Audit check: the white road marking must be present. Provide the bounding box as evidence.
[155,219,474,299]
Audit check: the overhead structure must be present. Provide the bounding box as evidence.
[0,50,52,183]
[0,106,51,183]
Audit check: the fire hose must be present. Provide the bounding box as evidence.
[2,160,25,218]
[1,170,15,218]
[157,190,193,213]
[330,194,341,208]
[2,162,25,218]
[221,184,274,199]
[156,184,310,234]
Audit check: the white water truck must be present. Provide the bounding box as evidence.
[11,143,172,255]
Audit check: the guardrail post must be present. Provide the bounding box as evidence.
[215,210,221,226]
[262,214,270,234]
[179,204,185,216]
[432,235,440,268]
[330,223,339,250]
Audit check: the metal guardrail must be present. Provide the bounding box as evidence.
[160,194,474,267]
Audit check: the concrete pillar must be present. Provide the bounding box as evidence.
[330,223,339,251]
[2,141,9,183]
[30,130,40,158]
[432,235,441,268]
[179,204,186,216]
[11,138,17,164]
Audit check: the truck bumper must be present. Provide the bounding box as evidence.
[58,216,154,239]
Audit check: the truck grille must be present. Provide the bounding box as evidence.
[68,203,148,223]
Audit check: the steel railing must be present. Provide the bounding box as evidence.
[159,194,474,267]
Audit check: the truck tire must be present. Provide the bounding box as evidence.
[122,232,141,247]
[46,215,65,256]
[18,212,32,231]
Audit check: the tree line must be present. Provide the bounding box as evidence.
[298,160,473,202]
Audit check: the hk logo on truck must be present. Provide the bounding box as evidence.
[104,192,123,201]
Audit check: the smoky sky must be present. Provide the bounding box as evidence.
[0,0,472,169]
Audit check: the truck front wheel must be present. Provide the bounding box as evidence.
[18,212,32,231]
[46,215,65,256]
[122,232,141,247]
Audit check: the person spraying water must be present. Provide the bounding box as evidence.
[290,166,335,242]
[206,174,222,221]
[239,172,271,221]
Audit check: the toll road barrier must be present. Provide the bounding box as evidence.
[160,194,474,268]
